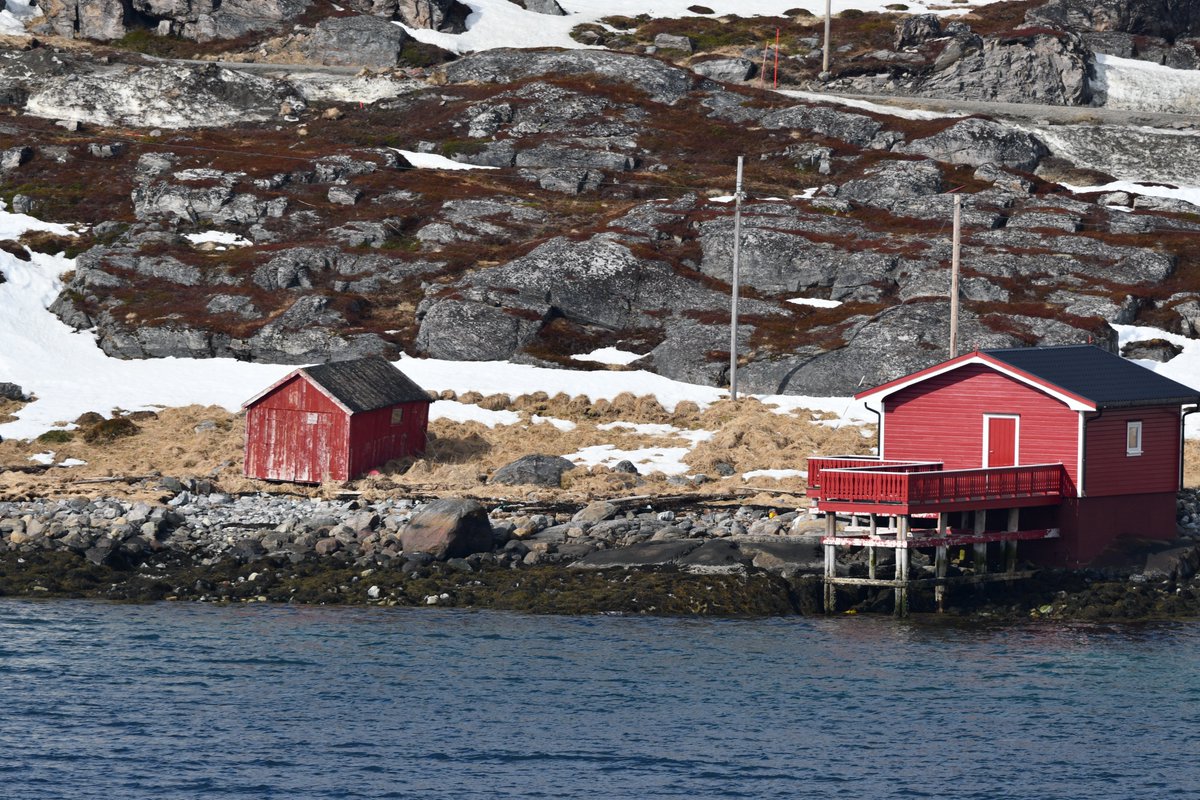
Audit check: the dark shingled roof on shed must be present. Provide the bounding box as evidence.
[302,356,430,413]
[983,345,1200,409]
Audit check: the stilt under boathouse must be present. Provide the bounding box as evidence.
[807,345,1200,615]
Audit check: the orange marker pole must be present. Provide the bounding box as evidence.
[774,27,780,87]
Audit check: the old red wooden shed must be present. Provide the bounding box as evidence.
[809,345,1200,567]
[242,356,431,483]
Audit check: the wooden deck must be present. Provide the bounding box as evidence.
[808,457,1069,514]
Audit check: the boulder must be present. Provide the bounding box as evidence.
[415,296,546,361]
[691,57,755,82]
[0,382,27,401]
[573,501,619,524]
[897,119,1049,172]
[399,499,494,559]
[41,0,130,40]
[1122,338,1183,362]
[489,454,577,487]
[508,0,566,15]
[654,33,694,53]
[895,14,942,49]
[304,15,411,68]
[1027,0,1200,40]
[0,145,31,170]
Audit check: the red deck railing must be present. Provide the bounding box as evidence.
[814,462,1070,513]
[807,456,943,501]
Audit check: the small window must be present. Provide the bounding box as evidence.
[390,407,404,426]
[1126,420,1143,456]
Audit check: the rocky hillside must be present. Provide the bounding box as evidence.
[3,0,1200,396]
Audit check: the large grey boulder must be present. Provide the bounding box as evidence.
[42,0,313,42]
[490,454,577,487]
[40,0,130,40]
[400,499,494,560]
[920,32,1092,105]
[691,58,755,82]
[438,49,699,105]
[508,0,566,15]
[828,31,1092,106]
[0,383,28,402]
[897,119,1049,172]
[895,14,941,50]
[342,0,470,32]
[304,15,411,67]
[416,296,546,361]
[1027,0,1200,39]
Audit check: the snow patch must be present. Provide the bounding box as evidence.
[788,297,842,309]
[532,414,577,432]
[429,400,519,427]
[185,231,252,248]
[394,149,498,171]
[1093,53,1200,115]
[571,347,646,366]
[742,468,805,480]
[777,90,965,120]
[0,0,40,36]
[1063,179,1200,210]
[566,444,693,476]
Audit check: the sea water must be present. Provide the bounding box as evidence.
[2,599,1198,799]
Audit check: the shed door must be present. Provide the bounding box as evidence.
[263,408,335,483]
[984,415,1018,468]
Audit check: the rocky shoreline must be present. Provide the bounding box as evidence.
[4,485,1200,622]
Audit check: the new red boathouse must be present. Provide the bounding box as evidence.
[809,345,1200,569]
[243,356,431,483]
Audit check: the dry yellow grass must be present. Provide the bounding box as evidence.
[1184,439,1200,488]
[0,395,873,503]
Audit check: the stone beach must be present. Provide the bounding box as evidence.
[4,483,1200,621]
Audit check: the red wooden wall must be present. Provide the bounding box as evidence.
[245,375,350,482]
[882,364,1081,490]
[347,401,430,477]
[1083,405,1181,497]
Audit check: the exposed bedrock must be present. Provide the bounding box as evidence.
[829,30,1093,106]
[39,0,470,42]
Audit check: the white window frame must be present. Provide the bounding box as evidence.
[1126,420,1143,457]
[982,413,1021,468]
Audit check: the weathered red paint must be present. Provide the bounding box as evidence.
[244,373,429,483]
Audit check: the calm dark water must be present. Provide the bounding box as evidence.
[2,600,1198,800]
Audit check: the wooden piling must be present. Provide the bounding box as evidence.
[935,512,949,612]
[973,511,988,593]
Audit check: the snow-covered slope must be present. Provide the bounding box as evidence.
[1092,53,1200,116]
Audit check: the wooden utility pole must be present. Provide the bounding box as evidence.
[822,0,832,74]
[729,156,745,401]
[949,193,962,357]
